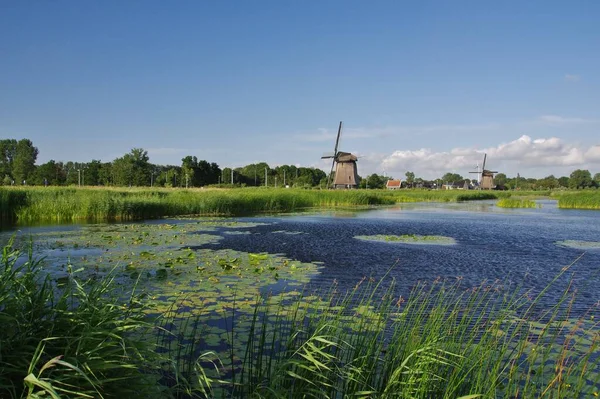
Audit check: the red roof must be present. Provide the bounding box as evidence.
[386,180,401,187]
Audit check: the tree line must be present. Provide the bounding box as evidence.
[400,170,600,190]
[2,138,599,189]
[0,139,327,188]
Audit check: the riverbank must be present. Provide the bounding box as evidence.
[0,186,505,224]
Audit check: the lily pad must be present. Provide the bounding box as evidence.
[354,234,456,245]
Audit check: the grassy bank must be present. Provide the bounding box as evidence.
[0,187,505,224]
[2,240,598,398]
[558,191,600,210]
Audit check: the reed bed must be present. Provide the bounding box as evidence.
[496,198,538,208]
[558,191,600,210]
[0,187,506,224]
[2,240,599,398]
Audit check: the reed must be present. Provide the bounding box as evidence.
[2,239,598,398]
[0,238,160,398]
[163,267,599,398]
[0,187,508,224]
[496,198,538,208]
[558,191,600,210]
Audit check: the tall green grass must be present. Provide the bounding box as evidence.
[0,238,160,398]
[2,239,599,398]
[558,191,600,209]
[163,271,599,398]
[496,198,538,208]
[0,187,507,224]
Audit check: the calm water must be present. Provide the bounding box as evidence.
[4,200,600,315]
[216,200,600,315]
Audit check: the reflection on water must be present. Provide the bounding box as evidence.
[218,200,600,316]
[2,200,599,317]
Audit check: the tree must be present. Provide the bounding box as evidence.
[441,173,464,185]
[569,169,593,189]
[0,139,17,182]
[32,160,65,185]
[494,173,507,188]
[538,175,558,189]
[558,176,569,188]
[594,173,600,187]
[12,139,38,184]
[405,171,415,188]
[112,149,151,186]
[361,174,387,189]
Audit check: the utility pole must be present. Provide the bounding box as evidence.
[284,170,286,186]
[151,171,154,187]
[78,169,81,187]
[186,173,189,188]
[231,169,234,185]
[275,177,278,188]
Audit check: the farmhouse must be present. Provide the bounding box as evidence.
[386,179,402,190]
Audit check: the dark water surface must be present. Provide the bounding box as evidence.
[4,200,600,315]
[216,200,600,315]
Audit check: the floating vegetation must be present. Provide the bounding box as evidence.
[355,234,456,245]
[555,240,600,250]
[496,198,539,208]
[2,233,600,397]
[5,219,321,321]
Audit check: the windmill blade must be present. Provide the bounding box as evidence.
[481,153,487,172]
[327,121,343,188]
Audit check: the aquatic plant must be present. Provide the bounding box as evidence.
[164,265,600,398]
[2,237,599,398]
[0,238,160,398]
[558,191,600,210]
[496,198,538,208]
[355,234,456,245]
[0,186,515,225]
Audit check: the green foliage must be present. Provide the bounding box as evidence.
[569,169,594,189]
[558,191,600,209]
[0,187,399,224]
[405,171,415,186]
[0,239,159,398]
[496,198,538,208]
[360,173,388,189]
[441,172,464,185]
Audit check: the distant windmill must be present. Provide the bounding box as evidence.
[469,153,498,190]
[321,121,360,189]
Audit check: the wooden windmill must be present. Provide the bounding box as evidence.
[321,121,360,189]
[469,153,497,190]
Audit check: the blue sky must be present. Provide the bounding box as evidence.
[1,1,599,179]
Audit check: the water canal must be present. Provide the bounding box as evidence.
[3,199,600,316]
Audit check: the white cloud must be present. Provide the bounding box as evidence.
[565,74,580,82]
[375,135,600,179]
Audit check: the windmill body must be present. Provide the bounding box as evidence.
[469,153,498,190]
[321,122,360,189]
